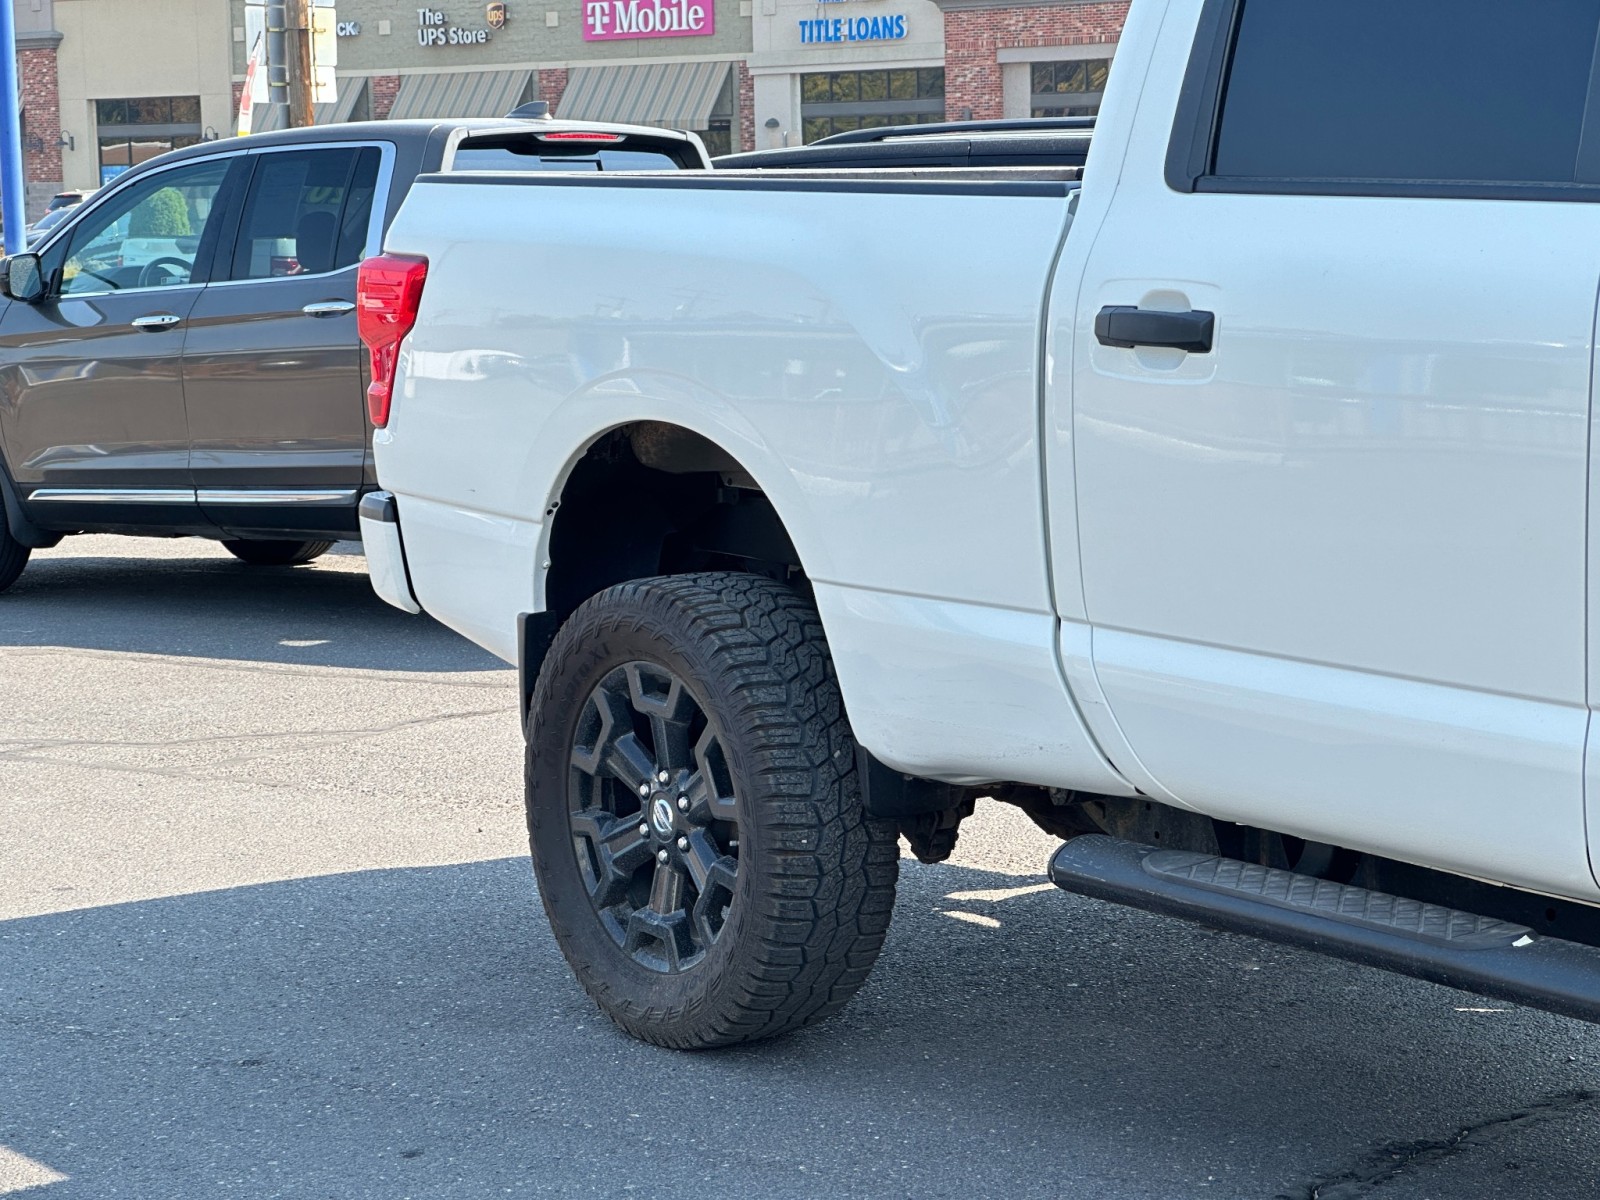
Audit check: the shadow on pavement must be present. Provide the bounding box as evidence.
[0,547,509,674]
[3,855,1598,1199]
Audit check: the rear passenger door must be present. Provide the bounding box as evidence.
[181,143,386,533]
[1063,0,1600,898]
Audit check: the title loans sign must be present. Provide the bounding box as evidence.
[798,12,905,42]
[584,0,713,40]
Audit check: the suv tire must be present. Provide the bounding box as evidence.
[0,519,29,594]
[221,539,334,567]
[525,572,899,1049]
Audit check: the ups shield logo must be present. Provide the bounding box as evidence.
[486,2,507,27]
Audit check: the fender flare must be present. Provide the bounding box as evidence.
[516,420,807,727]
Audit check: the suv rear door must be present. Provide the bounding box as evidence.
[181,142,387,537]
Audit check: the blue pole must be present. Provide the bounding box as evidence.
[0,0,25,256]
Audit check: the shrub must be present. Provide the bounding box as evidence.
[130,188,192,238]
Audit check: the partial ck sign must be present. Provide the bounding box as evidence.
[585,0,713,39]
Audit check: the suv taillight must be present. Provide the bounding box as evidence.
[356,253,429,428]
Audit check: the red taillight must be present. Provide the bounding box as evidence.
[356,253,429,428]
[537,131,625,143]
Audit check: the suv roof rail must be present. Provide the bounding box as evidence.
[506,100,552,120]
[811,116,1095,146]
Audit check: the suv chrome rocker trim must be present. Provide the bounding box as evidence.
[28,487,358,506]
[28,488,194,504]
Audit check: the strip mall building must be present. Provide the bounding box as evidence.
[7,0,1129,211]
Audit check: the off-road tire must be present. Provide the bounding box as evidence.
[221,539,334,567]
[0,520,28,594]
[526,572,900,1049]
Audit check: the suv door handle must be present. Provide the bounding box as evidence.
[303,300,355,317]
[131,313,183,332]
[1095,306,1215,355]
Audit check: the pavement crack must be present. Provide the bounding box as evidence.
[0,645,514,689]
[0,751,287,786]
[1281,1088,1600,1199]
[0,707,515,760]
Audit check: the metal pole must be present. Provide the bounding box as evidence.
[266,0,289,125]
[0,0,28,255]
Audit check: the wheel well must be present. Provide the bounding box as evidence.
[518,424,803,717]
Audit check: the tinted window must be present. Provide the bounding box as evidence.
[32,205,74,233]
[1214,0,1600,184]
[229,147,379,280]
[335,150,381,268]
[59,159,231,295]
[452,140,682,172]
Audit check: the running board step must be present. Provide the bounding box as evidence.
[1049,834,1600,1025]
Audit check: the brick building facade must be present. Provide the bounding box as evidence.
[368,75,401,122]
[938,0,1128,121]
[19,39,63,208]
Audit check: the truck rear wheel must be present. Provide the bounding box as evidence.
[525,572,899,1049]
[221,539,333,567]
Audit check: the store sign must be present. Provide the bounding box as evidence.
[798,13,905,42]
[584,0,713,41]
[417,7,495,46]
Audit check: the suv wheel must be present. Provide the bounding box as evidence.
[221,539,334,567]
[526,572,899,1049]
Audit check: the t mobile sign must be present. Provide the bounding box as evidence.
[584,0,714,40]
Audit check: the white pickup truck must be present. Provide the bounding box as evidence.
[358,0,1600,1048]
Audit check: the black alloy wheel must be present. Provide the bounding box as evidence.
[569,660,741,973]
[526,572,900,1049]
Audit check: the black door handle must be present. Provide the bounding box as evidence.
[1095,306,1215,354]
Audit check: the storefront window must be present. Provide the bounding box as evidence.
[694,73,736,158]
[1030,59,1110,118]
[699,120,733,158]
[95,96,204,186]
[800,68,944,142]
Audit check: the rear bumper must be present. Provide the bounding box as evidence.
[358,490,421,614]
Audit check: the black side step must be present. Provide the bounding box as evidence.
[1050,834,1600,1025]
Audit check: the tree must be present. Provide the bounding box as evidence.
[130,188,192,238]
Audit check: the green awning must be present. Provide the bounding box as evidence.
[386,70,533,120]
[557,61,730,128]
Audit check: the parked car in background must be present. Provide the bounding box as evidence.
[26,201,84,247]
[46,188,95,212]
[0,113,710,593]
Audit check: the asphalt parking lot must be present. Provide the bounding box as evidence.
[3,535,1600,1200]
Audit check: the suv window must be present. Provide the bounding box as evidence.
[1213,0,1600,185]
[229,146,380,280]
[59,159,230,295]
